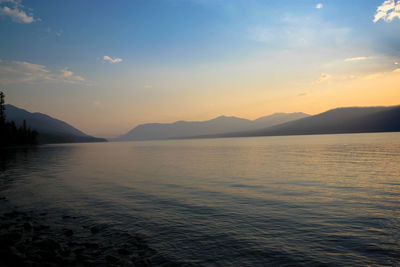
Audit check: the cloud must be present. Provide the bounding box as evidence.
[55,30,63,37]
[61,68,73,77]
[373,0,400,23]
[316,73,332,83]
[92,100,101,105]
[0,0,17,3]
[143,84,153,89]
[0,60,51,83]
[0,59,85,84]
[344,57,369,62]
[0,0,37,23]
[44,27,63,37]
[103,55,122,64]
[59,68,84,81]
[316,3,323,9]
[248,16,350,49]
[360,68,400,80]
[395,62,399,65]
[73,75,85,81]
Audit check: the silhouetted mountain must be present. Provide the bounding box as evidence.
[116,113,309,141]
[5,104,107,144]
[200,106,400,138]
[253,112,310,127]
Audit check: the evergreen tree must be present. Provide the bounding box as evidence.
[0,91,38,147]
[0,91,5,125]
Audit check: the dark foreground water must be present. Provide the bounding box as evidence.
[1,133,400,266]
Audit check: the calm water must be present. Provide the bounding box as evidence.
[1,133,400,266]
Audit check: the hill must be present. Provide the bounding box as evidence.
[5,104,107,144]
[116,112,309,141]
[201,106,400,138]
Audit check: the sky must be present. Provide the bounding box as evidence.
[0,0,399,137]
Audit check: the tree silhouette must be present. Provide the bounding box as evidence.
[0,91,38,147]
[0,91,5,125]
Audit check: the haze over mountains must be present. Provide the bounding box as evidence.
[195,106,400,139]
[4,104,400,144]
[5,105,106,144]
[117,105,400,141]
[115,112,309,141]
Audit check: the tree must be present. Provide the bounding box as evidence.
[0,91,5,125]
[0,91,38,147]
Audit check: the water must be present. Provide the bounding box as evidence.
[1,133,400,266]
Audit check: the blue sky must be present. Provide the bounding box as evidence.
[1,0,399,137]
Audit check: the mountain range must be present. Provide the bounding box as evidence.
[5,104,400,144]
[190,106,400,139]
[5,104,107,144]
[115,112,309,141]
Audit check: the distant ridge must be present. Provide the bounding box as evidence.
[5,104,107,144]
[115,112,309,141]
[193,105,400,139]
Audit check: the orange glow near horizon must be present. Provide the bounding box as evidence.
[1,1,399,137]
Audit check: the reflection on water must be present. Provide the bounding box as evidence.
[1,133,400,265]
[0,147,38,192]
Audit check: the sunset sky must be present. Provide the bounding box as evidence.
[1,0,399,137]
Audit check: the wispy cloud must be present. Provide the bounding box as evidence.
[60,68,73,77]
[316,3,323,9]
[143,84,153,89]
[55,30,63,37]
[92,100,101,106]
[316,73,332,83]
[357,67,400,80]
[345,57,369,62]
[373,0,400,23]
[60,68,85,81]
[0,60,85,84]
[248,16,350,49]
[103,55,122,64]
[0,0,37,23]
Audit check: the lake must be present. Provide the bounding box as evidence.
[1,133,400,266]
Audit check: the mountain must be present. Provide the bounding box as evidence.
[5,104,107,144]
[115,112,309,141]
[199,106,400,138]
[253,112,311,127]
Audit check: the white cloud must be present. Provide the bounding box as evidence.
[316,73,332,83]
[0,60,51,83]
[0,60,85,84]
[0,6,33,23]
[0,0,37,23]
[103,55,122,64]
[373,0,400,23]
[316,3,323,9]
[345,57,369,62]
